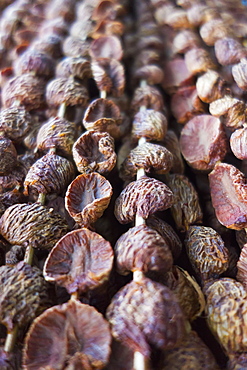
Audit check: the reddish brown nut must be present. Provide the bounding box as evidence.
[209,162,247,230]
[46,77,89,107]
[230,127,247,160]
[114,176,174,224]
[24,152,75,197]
[134,64,164,85]
[107,276,186,357]
[214,37,246,66]
[62,36,90,58]
[172,30,201,54]
[65,172,113,228]
[200,19,230,46]
[23,299,111,370]
[171,85,206,124]
[161,330,219,369]
[163,130,184,174]
[0,137,17,175]
[184,48,216,75]
[72,130,116,175]
[89,35,123,60]
[204,278,247,354]
[185,226,229,281]
[56,57,92,80]
[237,244,247,290]
[196,70,229,103]
[0,261,50,331]
[0,107,32,142]
[0,188,25,218]
[91,57,124,96]
[232,58,247,90]
[44,228,113,294]
[0,203,69,249]
[119,142,173,181]
[36,116,76,157]
[180,115,228,171]
[131,85,164,113]
[168,174,203,232]
[115,224,173,275]
[131,109,167,142]
[162,58,194,93]
[209,96,247,130]
[2,74,46,110]
[30,34,63,59]
[13,50,55,78]
[0,163,26,193]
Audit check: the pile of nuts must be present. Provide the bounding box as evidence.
[1,0,247,369]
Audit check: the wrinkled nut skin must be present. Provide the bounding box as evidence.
[115,224,173,275]
[36,116,76,157]
[168,174,203,232]
[72,130,117,175]
[0,203,69,249]
[24,152,75,197]
[89,35,123,60]
[209,163,247,230]
[131,109,167,142]
[172,30,201,54]
[65,172,113,228]
[131,85,164,113]
[230,127,247,160]
[184,48,216,75]
[119,142,173,181]
[134,64,164,85]
[180,114,228,171]
[46,77,89,107]
[0,107,32,142]
[196,70,229,104]
[106,277,186,357]
[2,74,46,110]
[237,244,247,290]
[0,187,25,218]
[13,50,55,78]
[214,37,245,66]
[199,19,230,46]
[0,261,50,331]
[63,36,90,58]
[204,278,247,354]
[0,137,17,175]
[30,34,63,59]
[44,228,114,294]
[185,226,229,281]
[56,57,92,80]
[232,59,247,90]
[209,96,246,130]
[114,176,174,224]
[23,300,111,370]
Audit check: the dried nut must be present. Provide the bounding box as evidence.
[209,162,247,230]
[230,127,247,160]
[70,18,93,40]
[155,5,191,29]
[187,4,215,27]
[46,76,89,107]
[232,58,247,90]
[90,19,124,39]
[91,57,124,96]
[114,175,174,224]
[185,226,229,281]
[162,58,194,93]
[0,163,26,193]
[0,137,17,175]
[168,174,203,232]
[131,85,164,113]
[56,57,92,80]
[184,48,216,75]
[172,30,201,54]
[200,19,230,46]
[163,130,184,174]
[180,115,228,171]
[136,35,164,52]
[0,203,69,249]
[161,330,220,369]
[30,34,63,59]
[0,107,32,142]
[134,49,160,68]
[24,152,75,197]
[170,85,206,124]
[89,35,123,60]
[2,74,46,110]
[0,188,25,218]
[214,37,245,66]
[5,245,25,266]
[36,116,76,157]
[45,0,76,22]
[44,228,113,294]
[65,172,113,228]
[115,224,173,275]
[131,109,167,142]
[92,1,124,21]
[237,244,247,289]
[83,98,122,137]
[62,36,90,58]
[13,50,55,78]
[23,121,41,151]
[196,70,229,103]
[107,276,186,357]
[23,300,111,369]
[119,142,173,181]
[209,96,247,130]
[204,278,247,353]
[0,261,50,331]
[134,64,164,85]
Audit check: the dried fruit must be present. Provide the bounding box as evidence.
[162,58,194,93]
[62,36,90,58]
[214,37,245,66]
[0,107,32,142]
[131,109,167,142]
[209,96,246,130]
[172,30,201,54]
[134,64,164,85]
[131,84,164,113]
[44,228,113,294]
[56,57,92,80]
[13,50,55,78]
[114,175,174,224]
[199,19,230,46]
[184,48,216,75]
[163,130,184,174]
[196,70,229,103]
[232,58,247,90]
[89,35,123,60]
[91,58,124,96]
[230,126,247,160]
[0,137,17,175]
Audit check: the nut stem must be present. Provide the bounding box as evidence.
[58,102,67,118]
[100,90,107,99]
[4,325,18,353]
[24,245,34,265]
[133,351,150,370]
